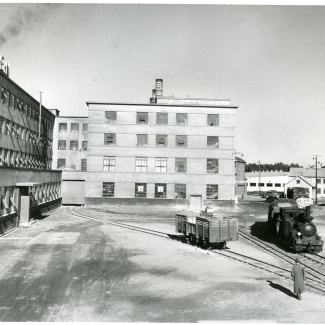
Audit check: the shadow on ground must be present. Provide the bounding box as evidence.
[267,280,297,298]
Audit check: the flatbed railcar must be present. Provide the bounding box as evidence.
[175,213,238,249]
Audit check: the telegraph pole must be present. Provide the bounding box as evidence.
[312,155,321,205]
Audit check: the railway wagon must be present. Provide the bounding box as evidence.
[175,214,238,248]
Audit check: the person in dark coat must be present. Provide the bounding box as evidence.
[291,257,306,300]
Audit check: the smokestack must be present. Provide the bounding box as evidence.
[155,79,163,97]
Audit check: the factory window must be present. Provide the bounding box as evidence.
[137,112,148,124]
[250,183,256,186]
[137,134,148,147]
[296,180,300,184]
[176,113,187,126]
[206,184,218,199]
[81,159,87,171]
[274,183,281,187]
[71,123,79,132]
[135,183,147,198]
[82,141,88,150]
[258,183,265,187]
[0,148,5,166]
[102,182,115,197]
[207,136,219,148]
[317,188,321,194]
[1,87,6,104]
[175,184,186,199]
[323,179,325,184]
[103,156,115,171]
[156,135,167,147]
[156,112,168,125]
[82,123,88,132]
[105,111,117,124]
[155,158,167,173]
[207,159,218,173]
[10,94,15,108]
[155,183,166,198]
[57,159,66,168]
[267,183,273,187]
[135,157,147,172]
[176,135,187,148]
[58,140,66,150]
[323,189,325,194]
[59,123,67,132]
[70,141,78,150]
[6,90,10,107]
[317,179,321,184]
[104,133,116,145]
[175,158,187,173]
[207,114,219,126]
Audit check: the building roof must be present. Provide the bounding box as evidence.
[289,167,325,178]
[235,156,246,163]
[287,175,315,187]
[245,171,290,177]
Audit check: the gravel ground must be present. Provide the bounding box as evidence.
[0,198,325,322]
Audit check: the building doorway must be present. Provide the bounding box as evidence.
[189,194,202,212]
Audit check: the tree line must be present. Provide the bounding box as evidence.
[245,162,301,172]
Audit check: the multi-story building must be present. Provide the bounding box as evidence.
[0,56,62,233]
[50,110,88,205]
[84,79,238,209]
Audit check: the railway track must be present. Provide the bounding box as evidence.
[66,207,325,294]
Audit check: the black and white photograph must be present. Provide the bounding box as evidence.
[0,1,325,322]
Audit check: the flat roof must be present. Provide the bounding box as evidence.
[86,101,238,109]
[16,182,43,187]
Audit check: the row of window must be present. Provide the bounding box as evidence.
[249,183,283,187]
[316,188,325,194]
[101,156,218,173]
[0,147,49,169]
[58,140,87,151]
[0,116,52,148]
[58,123,88,132]
[102,182,218,199]
[0,86,53,130]
[104,133,219,148]
[57,158,87,171]
[103,112,219,126]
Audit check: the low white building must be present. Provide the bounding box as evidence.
[246,171,289,194]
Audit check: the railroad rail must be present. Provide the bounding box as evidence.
[66,207,325,294]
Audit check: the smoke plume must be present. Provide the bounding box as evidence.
[0,4,60,46]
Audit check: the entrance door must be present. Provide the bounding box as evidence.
[189,195,202,212]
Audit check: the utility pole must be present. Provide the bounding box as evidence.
[257,160,261,195]
[312,155,321,205]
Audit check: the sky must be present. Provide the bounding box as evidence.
[0,2,324,167]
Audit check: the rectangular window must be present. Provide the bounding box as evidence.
[207,159,218,173]
[105,111,117,124]
[155,158,167,173]
[156,112,168,125]
[82,123,88,132]
[103,182,115,197]
[71,123,79,132]
[137,112,148,124]
[59,123,67,132]
[82,141,88,150]
[137,134,148,147]
[176,135,187,148]
[317,188,321,194]
[206,184,218,199]
[57,159,66,168]
[104,133,116,145]
[155,183,166,198]
[135,183,147,198]
[81,159,87,171]
[250,183,256,186]
[103,156,115,171]
[266,183,273,187]
[70,141,78,150]
[156,135,167,147]
[317,179,321,184]
[58,140,66,150]
[274,183,281,187]
[207,114,219,126]
[175,184,186,199]
[175,158,187,173]
[259,183,265,187]
[207,136,219,148]
[296,180,301,184]
[135,157,147,172]
[176,113,187,126]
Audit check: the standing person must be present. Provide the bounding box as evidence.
[291,257,306,300]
